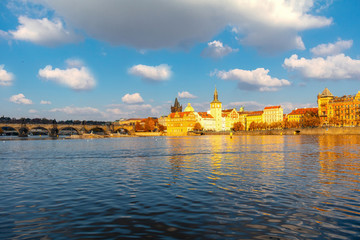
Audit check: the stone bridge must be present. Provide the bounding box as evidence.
[0,123,135,137]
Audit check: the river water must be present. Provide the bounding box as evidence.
[1,135,359,239]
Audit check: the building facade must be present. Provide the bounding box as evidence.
[287,108,318,122]
[263,106,283,124]
[166,103,198,136]
[318,88,360,126]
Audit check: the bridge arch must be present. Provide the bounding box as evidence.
[0,126,20,136]
[88,127,106,135]
[28,126,50,136]
[58,127,80,135]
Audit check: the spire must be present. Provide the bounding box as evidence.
[171,97,182,113]
[174,97,180,107]
[213,86,219,102]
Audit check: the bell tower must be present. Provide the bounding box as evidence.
[210,87,222,131]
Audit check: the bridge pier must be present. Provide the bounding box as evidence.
[49,128,59,137]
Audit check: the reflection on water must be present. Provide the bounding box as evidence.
[1,135,360,239]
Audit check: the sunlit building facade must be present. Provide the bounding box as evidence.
[318,88,360,126]
[287,108,318,122]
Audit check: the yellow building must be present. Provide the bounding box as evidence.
[222,108,240,131]
[263,106,283,124]
[210,87,222,131]
[287,108,318,122]
[318,88,360,126]
[246,111,263,130]
[317,88,334,125]
[166,103,198,136]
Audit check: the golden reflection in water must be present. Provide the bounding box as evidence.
[318,135,360,184]
[242,135,285,174]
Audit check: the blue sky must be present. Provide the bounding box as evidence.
[1,0,360,121]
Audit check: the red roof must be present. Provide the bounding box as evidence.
[247,111,263,116]
[198,112,214,118]
[288,108,318,116]
[264,105,281,110]
[168,112,193,118]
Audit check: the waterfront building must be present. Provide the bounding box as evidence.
[246,111,263,130]
[222,108,240,131]
[210,87,223,131]
[166,103,198,136]
[318,88,360,126]
[263,106,283,124]
[171,97,182,113]
[287,108,318,122]
[317,88,334,125]
[197,112,215,131]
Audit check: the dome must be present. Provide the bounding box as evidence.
[184,103,194,112]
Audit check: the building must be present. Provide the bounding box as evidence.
[246,111,263,130]
[263,106,283,124]
[318,88,360,126]
[171,98,182,113]
[287,108,318,122]
[317,88,334,124]
[222,108,240,131]
[166,103,198,136]
[210,87,223,131]
[197,112,215,131]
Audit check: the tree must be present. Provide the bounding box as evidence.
[233,122,244,131]
[301,112,320,128]
[135,121,143,132]
[193,122,203,131]
[144,117,156,132]
[158,124,166,132]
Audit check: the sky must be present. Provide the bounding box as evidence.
[1,0,360,121]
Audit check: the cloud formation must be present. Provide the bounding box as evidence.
[50,106,101,115]
[9,16,81,46]
[9,93,33,104]
[128,64,171,81]
[310,39,353,56]
[283,54,360,80]
[201,40,238,58]
[38,60,96,90]
[215,68,291,91]
[0,65,14,86]
[121,93,144,104]
[178,91,197,99]
[34,0,331,52]
[40,100,51,104]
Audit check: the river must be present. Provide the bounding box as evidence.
[0,135,359,239]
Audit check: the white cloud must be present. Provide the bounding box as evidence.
[128,64,171,81]
[283,54,360,80]
[121,93,144,104]
[40,100,51,104]
[201,40,238,58]
[106,103,154,118]
[0,65,14,86]
[226,101,265,111]
[9,93,33,104]
[215,68,291,91]
[38,60,96,90]
[178,91,197,99]
[9,16,81,47]
[50,106,101,115]
[32,0,331,52]
[310,39,353,57]
[280,102,316,113]
[29,109,38,113]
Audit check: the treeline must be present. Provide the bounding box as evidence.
[0,116,111,125]
[232,112,321,131]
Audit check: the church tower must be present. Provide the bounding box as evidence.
[210,87,222,131]
[171,98,182,113]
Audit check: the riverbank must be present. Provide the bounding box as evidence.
[206,127,360,136]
